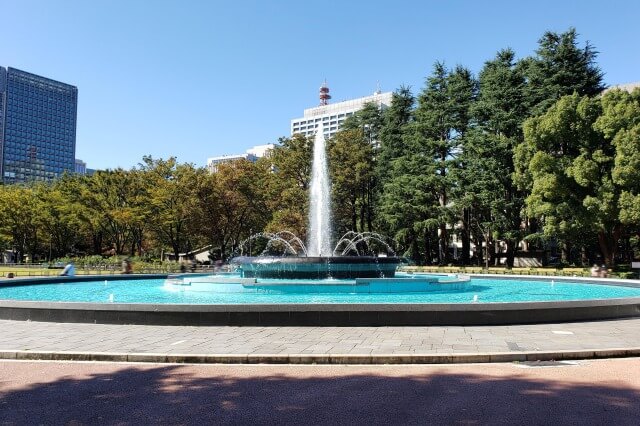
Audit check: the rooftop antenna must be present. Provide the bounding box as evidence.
[319,80,331,106]
[375,81,382,95]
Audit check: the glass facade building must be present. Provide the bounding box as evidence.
[0,67,77,183]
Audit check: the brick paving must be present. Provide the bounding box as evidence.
[0,318,638,359]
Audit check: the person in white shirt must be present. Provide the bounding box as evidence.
[60,262,76,277]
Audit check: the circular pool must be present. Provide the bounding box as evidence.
[0,273,639,325]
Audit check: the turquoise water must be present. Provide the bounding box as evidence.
[1,274,640,304]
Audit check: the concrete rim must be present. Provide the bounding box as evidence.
[1,347,639,365]
[0,274,639,326]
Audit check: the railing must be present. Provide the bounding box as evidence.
[401,266,595,277]
[0,264,227,278]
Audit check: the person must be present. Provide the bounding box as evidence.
[599,264,608,278]
[60,262,76,277]
[122,258,133,274]
[590,264,600,277]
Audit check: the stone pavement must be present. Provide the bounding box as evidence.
[0,317,639,363]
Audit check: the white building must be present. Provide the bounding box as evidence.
[604,81,640,93]
[291,84,393,140]
[207,143,274,173]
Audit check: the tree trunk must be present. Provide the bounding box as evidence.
[439,224,449,265]
[409,231,420,265]
[597,225,623,268]
[423,230,431,266]
[475,236,483,266]
[460,209,470,265]
[561,240,571,264]
[505,239,517,269]
[580,246,589,267]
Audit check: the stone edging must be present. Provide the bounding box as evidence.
[1,348,639,364]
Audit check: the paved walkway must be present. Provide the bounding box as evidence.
[2,359,640,424]
[0,318,639,363]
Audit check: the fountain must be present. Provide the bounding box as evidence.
[230,126,401,279]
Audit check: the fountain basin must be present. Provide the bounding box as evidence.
[230,256,402,279]
[0,275,640,325]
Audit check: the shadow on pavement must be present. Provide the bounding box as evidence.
[0,364,639,424]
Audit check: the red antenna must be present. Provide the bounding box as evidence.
[319,80,331,106]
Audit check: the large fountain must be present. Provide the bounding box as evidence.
[3,125,638,328]
[230,126,401,279]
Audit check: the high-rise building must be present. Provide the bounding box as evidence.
[291,82,393,140]
[0,67,78,183]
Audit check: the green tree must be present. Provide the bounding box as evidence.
[139,156,202,260]
[0,185,47,262]
[328,128,376,234]
[193,158,272,259]
[81,169,145,255]
[376,86,415,205]
[341,101,384,145]
[410,62,475,264]
[515,93,627,265]
[456,49,528,267]
[39,178,87,259]
[522,27,605,116]
[595,88,640,260]
[266,134,313,239]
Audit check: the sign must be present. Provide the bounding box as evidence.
[632,262,640,269]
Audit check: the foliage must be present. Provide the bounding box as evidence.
[0,27,636,269]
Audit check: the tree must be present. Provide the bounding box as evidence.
[409,62,476,264]
[266,134,313,239]
[341,101,384,145]
[522,27,605,116]
[456,49,528,267]
[595,88,640,261]
[515,93,627,265]
[39,178,87,259]
[377,86,415,199]
[139,156,202,260]
[194,158,272,259]
[328,128,376,234]
[80,169,146,256]
[0,184,47,262]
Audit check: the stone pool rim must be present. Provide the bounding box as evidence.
[0,274,639,326]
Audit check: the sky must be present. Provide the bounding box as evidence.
[2,0,639,170]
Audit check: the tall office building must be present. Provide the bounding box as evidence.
[291,82,393,140]
[0,67,78,183]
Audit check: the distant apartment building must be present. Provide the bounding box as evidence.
[207,143,274,173]
[0,67,78,183]
[290,82,392,140]
[75,158,87,174]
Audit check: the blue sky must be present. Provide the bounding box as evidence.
[2,0,639,170]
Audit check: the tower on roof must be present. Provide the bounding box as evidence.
[319,80,331,106]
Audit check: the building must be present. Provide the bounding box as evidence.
[604,81,640,93]
[75,158,87,175]
[207,143,274,173]
[0,67,78,183]
[290,82,393,139]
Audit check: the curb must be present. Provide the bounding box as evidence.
[1,348,639,364]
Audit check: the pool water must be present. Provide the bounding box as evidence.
[1,274,640,304]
